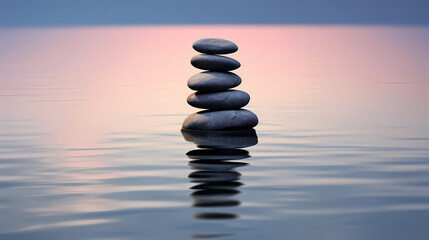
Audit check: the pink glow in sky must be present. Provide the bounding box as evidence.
[0,26,428,147]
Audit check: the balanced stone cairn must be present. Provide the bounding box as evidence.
[182,38,259,131]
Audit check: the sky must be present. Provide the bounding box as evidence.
[1,0,429,27]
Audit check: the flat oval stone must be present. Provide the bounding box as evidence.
[191,54,240,72]
[193,38,238,54]
[187,90,250,110]
[182,109,258,131]
[188,71,241,92]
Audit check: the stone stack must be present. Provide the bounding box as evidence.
[182,38,259,131]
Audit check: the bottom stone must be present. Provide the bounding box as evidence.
[181,128,258,149]
[182,109,258,131]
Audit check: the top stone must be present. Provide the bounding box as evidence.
[193,38,238,54]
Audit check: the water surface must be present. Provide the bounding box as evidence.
[0,26,429,239]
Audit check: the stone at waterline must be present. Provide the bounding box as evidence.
[181,128,258,149]
[187,90,250,110]
[188,71,242,92]
[191,54,240,72]
[182,109,258,131]
[193,38,238,54]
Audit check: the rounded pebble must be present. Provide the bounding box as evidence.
[182,109,258,131]
[187,90,250,110]
[193,38,238,54]
[188,71,241,92]
[191,54,240,72]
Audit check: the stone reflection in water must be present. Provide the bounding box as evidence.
[182,129,257,238]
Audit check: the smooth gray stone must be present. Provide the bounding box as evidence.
[188,71,241,92]
[191,54,240,71]
[187,90,250,110]
[193,38,238,54]
[182,109,258,131]
[181,128,258,148]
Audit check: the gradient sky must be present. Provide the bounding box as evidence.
[1,26,428,146]
[1,0,429,27]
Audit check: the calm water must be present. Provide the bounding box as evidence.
[0,26,429,239]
